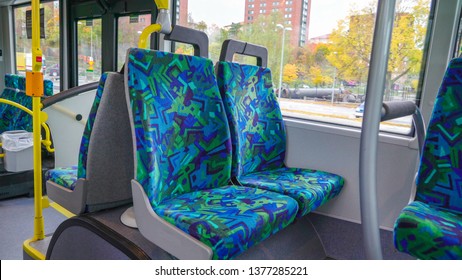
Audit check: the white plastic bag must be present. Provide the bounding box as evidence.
[1,130,34,152]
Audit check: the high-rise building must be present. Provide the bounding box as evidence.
[175,0,189,26]
[244,0,311,47]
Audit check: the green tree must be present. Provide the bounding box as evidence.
[327,0,430,100]
[309,65,333,87]
[236,12,290,89]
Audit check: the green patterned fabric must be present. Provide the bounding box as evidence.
[415,59,462,214]
[1,74,53,133]
[216,61,344,217]
[45,166,78,190]
[394,58,462,260]
[126,49,233,206]
[126,48,299,259]
[394,201,462,259]
[45,73,108,190]
[156,185,298,259]
[238,167,345,217]
[77,73,108,179]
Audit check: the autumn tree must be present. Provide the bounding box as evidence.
[327,0,430,100]
[236,12,291,88]
[295,43,336,88]
[282,64,299,86]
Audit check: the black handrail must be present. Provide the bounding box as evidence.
[219,39,268,68]
[42,82,98,109]
[165,25,209,58]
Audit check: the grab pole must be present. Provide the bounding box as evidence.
[359,0,396,260]
[28,0,45,242]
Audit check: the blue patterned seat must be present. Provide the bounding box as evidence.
[45,166,78,190]
[45,73,107,191]
[45,72,133,214]
[126,48,298,259]
[216,61,344,217]
[394,58,462,260]
[0,74,53,133]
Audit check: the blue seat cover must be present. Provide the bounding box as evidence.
[126,48,298,259]
[394,58,462,259]
[216,61,344,217]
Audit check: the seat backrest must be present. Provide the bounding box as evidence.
[125,48,232,207]
[216,61,286,178]
[77,73,108,179]
[0,74,53,133]
[415,58,462,214]
[85,72,133,206]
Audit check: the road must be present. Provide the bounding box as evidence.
[279,98,412,134]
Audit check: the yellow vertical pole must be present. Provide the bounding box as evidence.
[27,0,45,241]
[154,0,169,9]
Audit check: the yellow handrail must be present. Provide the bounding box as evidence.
[137,0,171,49]
[138,24,162,49]
[0,98,54,153]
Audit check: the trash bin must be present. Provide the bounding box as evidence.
[1,130,34,172]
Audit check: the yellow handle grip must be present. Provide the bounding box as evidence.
[138,24,162,49]
[154,0,169,10]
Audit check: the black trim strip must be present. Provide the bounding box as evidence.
[42,82,98,109]
[219,39,268,68]
[46,215,151,260]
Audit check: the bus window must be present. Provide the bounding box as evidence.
[77,18,102,86]
[175,0,433,135]
[13,1,60,93]
[117,14,152,70]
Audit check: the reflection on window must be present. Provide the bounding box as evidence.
[176,0,432,134]
[77,18,102,86]
[117,14,152,70]
[14,1,60,93]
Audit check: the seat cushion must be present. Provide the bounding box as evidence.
[45,166,78,190]
[237,167,344,217]
[394,201,462,259]
[155,185,298,259]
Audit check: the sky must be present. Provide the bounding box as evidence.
[187,0,373,39]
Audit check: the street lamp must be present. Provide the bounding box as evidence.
[276,24,292,99]
[331,67,337,105]
[331,52,338,105]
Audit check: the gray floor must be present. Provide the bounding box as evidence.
[310,214,414,260]
[0,195,414,260]
[0,196,66,260]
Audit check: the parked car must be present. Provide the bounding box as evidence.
[355,102,365,118]
[48,64,60,77]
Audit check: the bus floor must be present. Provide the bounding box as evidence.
[0,195,413,260]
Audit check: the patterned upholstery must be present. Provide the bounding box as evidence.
[0,74,53,133]
[238,167,344,217]
[126,48,298,259]
[45,166,78,190]
[77,73,108,179]
[216,61,344,216]
[216,62,286,177]
[45,73,108,187]
[394,201,462,259]
[0,89,20,133]
[156,185,298,259]
[394,58,462,259]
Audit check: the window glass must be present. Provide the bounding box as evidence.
[77,18,102,85]
[176,0,432,134]
[117,14,152,70]
[14,1,60,93]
